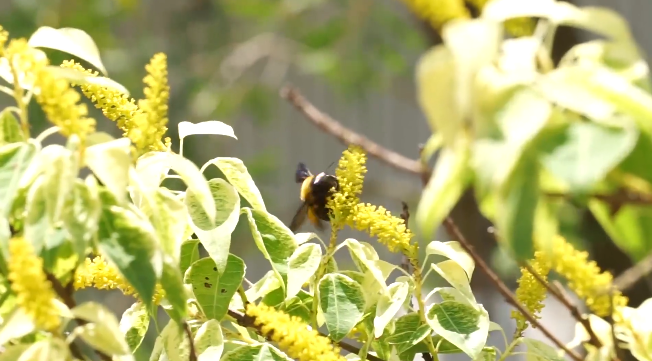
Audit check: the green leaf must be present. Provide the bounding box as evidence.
[13,339,70,361]
[425,241,475,281]
[342,239,395,296]
[161,259,188,323]
[589,201,652,262]
[620,132,652,185]
[165,152,217,223]
[0,308,35,346]
[71,302,132,357]
[244,270,283,303]
[425,288,489,359]
[194,319,224,361]
[0,109,23,145]
[186,178,240,274]
[0,343,30,361]
[84,138,131,204]
[184,254,245,320]
[387,313,432,354]
[41,144,79,223]
[28,26,108,74]
[98,202,159,308]
[539,121,638,191]
[134,152,170,191]
[221,344,293,361]
[44,66,129,95]
[416,146,471,242]
[23,176,66,256]
[0,142,36,217]
[242,207,297,278]
[204,157,266,211]
[63,178,101,259]
[178,121,237,140]
[497,88,551,148]
[318,273,366,342]
[286,243,322,299]
[180,239,200,276]
[149,188,187,260]
[119,302,149,353]
[495,149,540,260]
[522,338,565,361]
[374,281,410,338]
[159,320,191,361]
[431,260,474,302]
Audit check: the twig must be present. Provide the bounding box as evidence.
[183,321,198,361]
[399,201,412,274]
[520,262,602,348]
[613,251,652,291]
[545,190,652,206]
[46,273,111,361]
[442,218,583,361]
[280,85,423,175]
[227,309,384,361]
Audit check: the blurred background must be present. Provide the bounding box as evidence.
[1,0,652,360]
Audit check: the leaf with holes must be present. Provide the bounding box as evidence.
[318,273,366,342]
[203,157,265,211]
[185,255,245,320]
[119,302,149,353]
[186,178,240,274]
[286,243,322,299]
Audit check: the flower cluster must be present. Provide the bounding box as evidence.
[398,0,470,30]
[350,203,414,253]
[542,236,628,317]
[512,251,550,334]
[465,0,536,36]
[74,255,164,305]
[245,303,346,361]
[7,236,60,331]
[327,145,367,228]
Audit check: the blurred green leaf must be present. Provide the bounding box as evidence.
[194,319,224,361]
[180,239,200,276]
[84,138,131,204]
[63,178,101,259]
[161,259,189,323]
[387,313,430,354]
[589,201,652,262]
[522,338,565,361]
[178,121,237,141]
[14,339,70,361]
[0,308,35,346]
[318,273,365,342]
[0,109,23,145]
[28,26,108,74]
[221,344,292,361]
[374,281,409,338]
[71,302,132,358]
[0,142,36,217]
[119,302,149,353]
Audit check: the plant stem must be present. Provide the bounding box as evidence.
[311,226,338,329]
[407,244,439,358]
[497,338,521,361]
[8,59,30,139]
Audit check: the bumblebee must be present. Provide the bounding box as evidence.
[289,162,339,232]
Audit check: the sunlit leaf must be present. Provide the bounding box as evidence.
[195,319,224,361]
[318,273,365,342]
[179,239,200,276]
[522,338,565,361]
[0,343,29,361]
[149,188,187,260]
[221,344,293,361]
[84,138,131,204]
[425,241,475,281]
[386,313,431,354]
[119,302,149,353]
[244,270,283,303]
[165,152,216,223]
[0,308,35,346]
[0,142,36,217]
[161,259,188,323]
[159,320,191,361]
[431,260,474,302]
[14,339,70,361]
[44,66,129,95]
[178,121,237,140]
[63,178,101,258]
[589,201,652,262]
[374,281,410,338]
[28,26,108,74]
[204,157,266,211]
[0,109,23,145]
[71,302,132,358]
[286,243,322,299]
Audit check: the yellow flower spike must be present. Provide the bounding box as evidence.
[245,303,347,361]
[327,145,367,228]
[398,0,470,31]
[0,25,9,56]
[7,236,61,331]
[136,52,171,152]
[74,255,165,305]
[541,236,628,317]
[511,251,550,334]
[350,203,414,253]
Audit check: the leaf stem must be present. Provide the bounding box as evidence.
[497,338,521,361]
[8,58,30,139]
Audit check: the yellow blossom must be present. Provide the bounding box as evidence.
[511,251,550,334]
[398,0,470,31]
[541,236,628,317]
[74,256,165,305]
[0,25,9,56]
[465,0,536,36]
[327,145,367,228]
[7,236,60,331]
[245,303,347,361]
[349,203,414,253]
[135,52,171,152]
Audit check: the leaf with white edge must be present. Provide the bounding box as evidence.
[71,302,132,357]
[166,152,216,222]
[204,157,266,211]
[375,281,410,338]
[0,308,35,346]
[0,109,23,145]
[186,178,240,274]
[293,232,320,245]
[28,27,107,74]
[221,344,294,361]
[178,121,237,140]
[474,347,497,361]
[194,319,224,361]
[0,343,29,361]
[41,144,79,223]
[0,142,36,217]
[160,259,188,323]
[150,188,187,260]
[426,241,475,280]
[180,239,200,276]
[318,273,366,342]
[184,254,245,320]
[98,200,159,308]
[44,66,129,95]
[135,152,170,191]
[64,178,101,258]
[119,302,149,353]
[342,239,394,294]
[386,313,431,354]
[539,121,638,191]
[160,320,191,361]
[431,260,475,302]
[85,138,131,204]
[522,338,565,361]
[242,207,297,278]
[23,176,66,255]
[15,339,70,361]
[425,288,489,359]
[244,270,283,302]
[286,243,322,299]
[416,146,471,242]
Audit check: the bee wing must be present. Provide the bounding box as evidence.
[290,202,309,232]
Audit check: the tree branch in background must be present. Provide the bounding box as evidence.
[227,309,384,361]
[280,85,423,175]
[613,252,652,292]
[442,218,584,361]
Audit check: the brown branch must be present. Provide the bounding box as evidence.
[45,273,111,361]
[442,218,583,361]
[280,85,423,175]
[399,201,413,274]
[520,262,602,348]
[545,190,652,207]
[227,309,383,361]
[183,321,198,361]
[613,251,652,291]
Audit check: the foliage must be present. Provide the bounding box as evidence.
[0,0,652,361]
